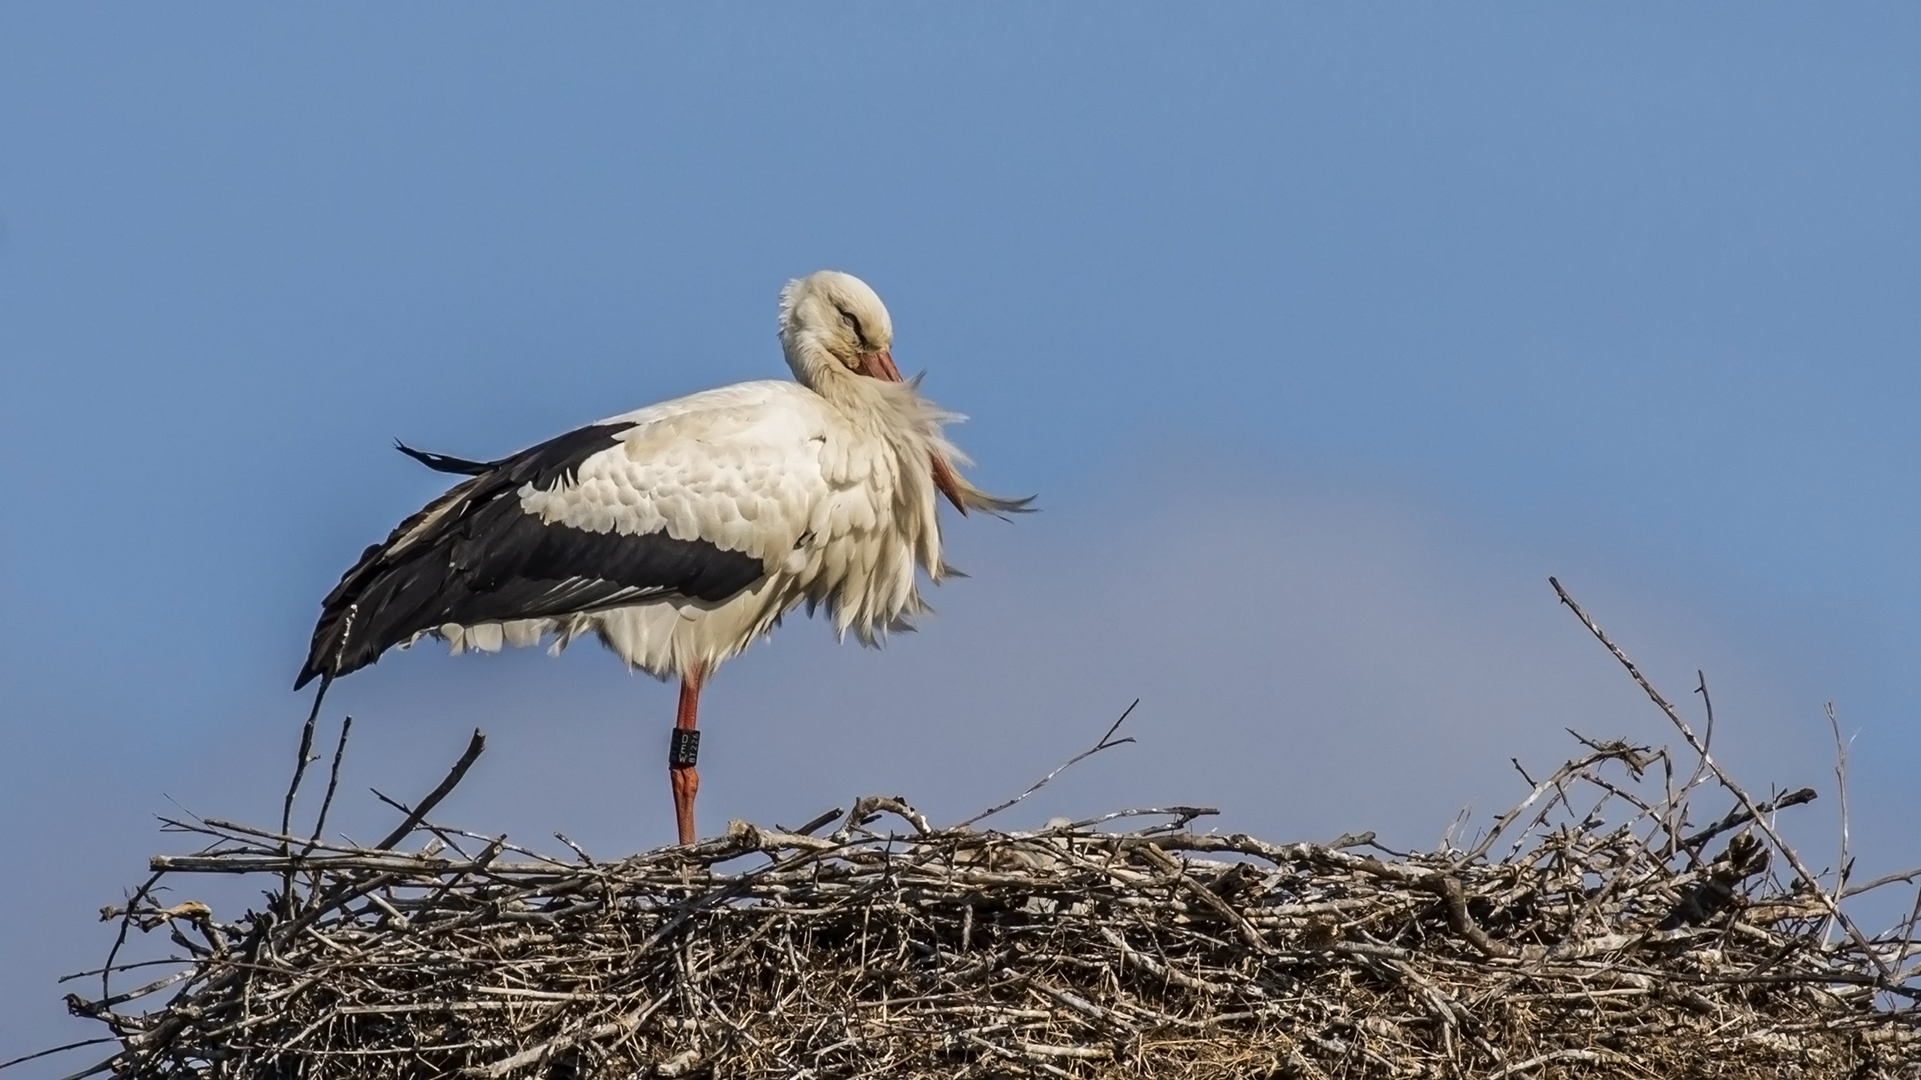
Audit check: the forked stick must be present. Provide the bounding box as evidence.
[373,729,487,851]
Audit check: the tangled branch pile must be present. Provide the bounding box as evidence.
[44,586,1921,1079]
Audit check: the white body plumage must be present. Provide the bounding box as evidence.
[435,374,967,678]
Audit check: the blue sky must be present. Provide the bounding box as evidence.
[3,5,1918,1062]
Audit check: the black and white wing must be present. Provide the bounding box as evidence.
[296,383,831,687]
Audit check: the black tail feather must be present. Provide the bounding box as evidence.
[395,440,496,476]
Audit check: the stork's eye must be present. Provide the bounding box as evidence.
[839,308,865,343]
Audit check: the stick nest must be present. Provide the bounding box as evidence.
[56,745,1919,1080]
[46,585,1921,1078]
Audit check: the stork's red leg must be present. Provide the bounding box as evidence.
[669,667,704,845]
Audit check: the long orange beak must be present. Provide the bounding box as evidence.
[857,349,969,515]
[856,349,903,383]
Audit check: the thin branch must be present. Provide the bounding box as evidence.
[302,714,353,858]
[1678,787,1817,852]
[1822,701,1854,947]
[786,807,845,838]
[0,1038,119,1073]
[373,729,487,851]
[954,700,1138,829]
[1840,866,1921,900]
[278,674,330,916]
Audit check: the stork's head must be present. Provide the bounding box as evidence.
[778,270,900,387]
[778,269,992,515]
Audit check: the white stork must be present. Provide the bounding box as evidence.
[297,271,1029,844]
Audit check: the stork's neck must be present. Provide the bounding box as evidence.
[783,337,930,445]
[783,337,876,408]
[822,367,920,434]
[780,333,838,393]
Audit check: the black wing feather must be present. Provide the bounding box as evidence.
[298,422,765,688]
[395,441,496,476]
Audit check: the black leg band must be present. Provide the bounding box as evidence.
[669,728,700,767]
